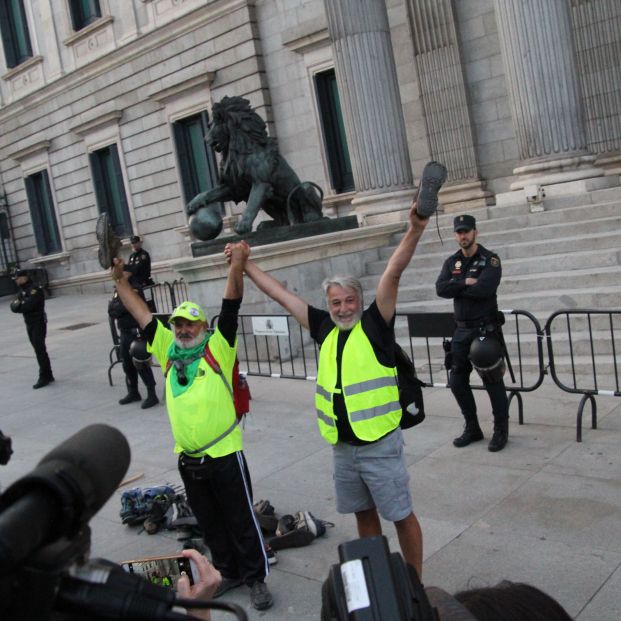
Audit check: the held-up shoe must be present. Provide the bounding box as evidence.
[213,577,243,599]
[250,581,273,611]
[96,212,122,270]
[415,160,448,219]
[453,422,484,448]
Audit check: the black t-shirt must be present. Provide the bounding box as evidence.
[308,300,395,443]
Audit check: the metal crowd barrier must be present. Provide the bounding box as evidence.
[544,309,621,441]
[394,310,545,425]
[107,279,187,384]
[233,310,545,425]
[235,314,319,379]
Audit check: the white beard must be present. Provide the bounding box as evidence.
[332,309,362,331]
[175,329,206,350]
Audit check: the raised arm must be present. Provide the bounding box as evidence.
[243,257,310,330]
[223,241,249,300]
[111,258,153,329]
[375,202,429,323]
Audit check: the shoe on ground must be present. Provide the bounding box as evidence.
[119,392,142,405]
[250,581,273,611]
[213,577,243,599]
[96,212,122,269]
[33,376,53,389]
[265,544,278,566]
[141,393,159,409]
[416,160,448,219]
[453,424,484,448]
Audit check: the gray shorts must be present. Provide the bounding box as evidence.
[332,428,412,522]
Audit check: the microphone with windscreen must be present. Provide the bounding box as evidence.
[0,424,131,574]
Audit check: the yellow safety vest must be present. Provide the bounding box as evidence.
[148,320,242,458]
[315,322,401,444]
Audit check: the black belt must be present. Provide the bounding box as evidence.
[179,452,213,464]
[455,318,496,329]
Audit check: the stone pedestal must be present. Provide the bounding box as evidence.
[170,221,404,319]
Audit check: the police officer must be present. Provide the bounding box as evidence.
[126,235,152,288]
[436,215,509,452]
[10,269,54,389]
[108,287,159,409]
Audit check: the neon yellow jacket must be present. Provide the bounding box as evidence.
[149,320,242,457]
[315,322,400,444]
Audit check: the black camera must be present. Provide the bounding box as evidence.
[322,536,435,621]
[321,536,475,621]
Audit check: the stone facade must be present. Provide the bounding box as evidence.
[0,0,619,290]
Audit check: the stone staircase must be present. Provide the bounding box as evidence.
[362,186,621,388]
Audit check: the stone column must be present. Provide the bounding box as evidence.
[495,0,607,190]
[324,0,414,223]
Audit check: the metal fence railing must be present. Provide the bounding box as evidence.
[544,309,621,441]
[394,310,545,425]
[108,279,187,385]
[231,310,544,425]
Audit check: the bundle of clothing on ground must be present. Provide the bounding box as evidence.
[119,487,332,552]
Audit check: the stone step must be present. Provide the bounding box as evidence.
[367,268,621,310]
[370,240,621,275]
[395,287,621,320]
[387,211,621,257]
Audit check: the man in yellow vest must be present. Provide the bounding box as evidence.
[241,198,432,578]
[110,242,273,611]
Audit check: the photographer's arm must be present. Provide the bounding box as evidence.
[111,258,153,329]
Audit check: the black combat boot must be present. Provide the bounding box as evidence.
[33,375,53,389]
[141,386,159,410]
[119,388,141,405]
[488,418,509,452]
[453,420,484,448]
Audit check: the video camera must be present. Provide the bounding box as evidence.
[321,536,476,621]
[0,424,246,621]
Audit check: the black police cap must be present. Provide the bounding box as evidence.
[130,235,141,243]
[454,214,476,232]
[14,268,29,279]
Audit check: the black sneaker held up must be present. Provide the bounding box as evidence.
[415,160,448,219]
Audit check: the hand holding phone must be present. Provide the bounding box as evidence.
[121,553,199,590]
[177,549,223,621]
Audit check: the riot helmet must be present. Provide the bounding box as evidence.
[129,337,152,370]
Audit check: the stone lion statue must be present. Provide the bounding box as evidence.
[186,96,324,240]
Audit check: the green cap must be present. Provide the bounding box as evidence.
[169,301,207,324]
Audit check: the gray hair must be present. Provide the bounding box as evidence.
[321,275,364,306]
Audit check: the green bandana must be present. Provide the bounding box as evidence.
[166,334,211,397]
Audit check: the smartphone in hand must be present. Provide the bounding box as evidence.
[121,554,199,589]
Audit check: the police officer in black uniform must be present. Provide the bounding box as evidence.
[10,269,54,389]
[436,215,509,452]
[108,287,159,409]
[126,235,152,289]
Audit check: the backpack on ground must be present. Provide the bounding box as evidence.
[120,485,176,527]
[395,343,426,429]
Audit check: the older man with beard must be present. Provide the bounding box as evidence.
[110,242,273,612]
[241,200,430,578]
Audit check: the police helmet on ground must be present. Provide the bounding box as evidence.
[129,337,151,370]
